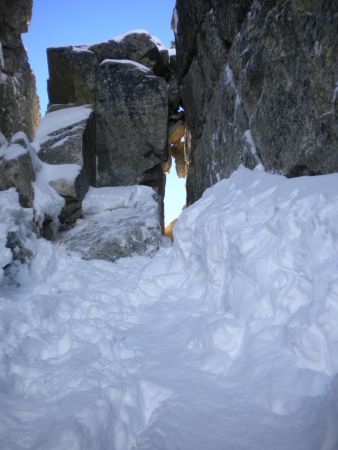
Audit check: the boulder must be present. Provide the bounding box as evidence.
[89,30,170,78]
[47,31,171,107]
[0,132,35,207]
[0,0,40,140]
[47,47,97,106]
[95,60,168,190]
[60,185,161,262]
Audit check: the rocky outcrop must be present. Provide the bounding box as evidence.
[60,185,161,262]
[47,31,171,107]
[0,0,40,140]
[46,31,173,226]
[174,0,338,204]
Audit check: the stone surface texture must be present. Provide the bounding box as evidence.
[95,60,168,188]
[47,31,171,107]
[0,0,40,140]
[175,0,338,204]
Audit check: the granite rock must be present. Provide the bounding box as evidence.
[0,0,40,140]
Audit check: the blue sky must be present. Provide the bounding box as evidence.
[23,0,186,225]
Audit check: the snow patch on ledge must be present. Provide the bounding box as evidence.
[100,59,151,73]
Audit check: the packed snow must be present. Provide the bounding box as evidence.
[1,167,338,449]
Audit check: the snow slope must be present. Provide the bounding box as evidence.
[1,167,338,449]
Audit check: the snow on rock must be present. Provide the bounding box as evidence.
[112,29,166,52]
[33,105,93,151]
[100,59,151,73]
[0,167,338,449]
[59,185,161,262]
[0,189,35,282]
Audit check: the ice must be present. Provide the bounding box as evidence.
[0,167,338,449]
[100,59,151,73]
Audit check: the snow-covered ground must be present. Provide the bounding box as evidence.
[1,167,338,449]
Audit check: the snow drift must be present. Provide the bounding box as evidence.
[0,167,337,449]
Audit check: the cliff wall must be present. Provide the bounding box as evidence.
[174,0,338,204]
[0,0,40,140]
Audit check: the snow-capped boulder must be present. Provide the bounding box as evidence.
[47,30,170,107]
[90,30,169,77]
[60,185,161,262]
[0,132,35,207]
[95,59,168,192]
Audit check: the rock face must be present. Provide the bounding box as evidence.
[174,0,338,204]
[96,60,168,188]
[0,0,40,140]
[60,185,161,262]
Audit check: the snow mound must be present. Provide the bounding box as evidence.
[1,167,338,449]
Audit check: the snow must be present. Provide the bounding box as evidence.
[32,159,65,229]
[10,131,30,147]
[33,106,93,150]
[333,81,338,104]
[243,129,257,156]
[82,185,156,215]
[60,185,160,261]
[172,8,178,34]
[112,29,166,52]
[0,41,4,70]
[0,143,26,160]
[1,167,338,449]
[0,189,34,283]
[168,47,176,57]
[100,59,151,73]
[71,45,93,54]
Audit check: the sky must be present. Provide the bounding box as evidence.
[23,0,186,225]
